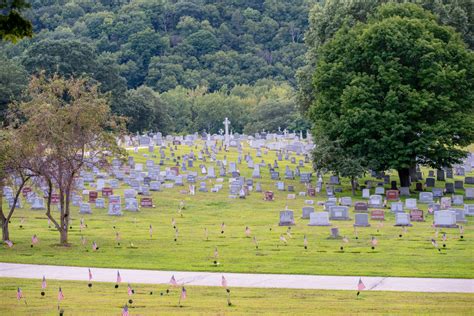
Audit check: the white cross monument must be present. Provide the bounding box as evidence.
[223,117,231,147]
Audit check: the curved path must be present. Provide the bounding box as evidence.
[0,262,472,293]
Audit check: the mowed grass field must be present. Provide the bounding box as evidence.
[1,142,473,278]
[1,277,472,315]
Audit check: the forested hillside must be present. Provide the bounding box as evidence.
[1,0,314,133]
[1,0,471,134]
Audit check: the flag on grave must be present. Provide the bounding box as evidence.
[58,287,64,301]
[170,275,178,287]
[127,284,133,296]
[117,271,122,283]
[42,276,47,289]
[92,241,97,251]
[431,239,439,249]
[245,226,251,237]
[122,304,129,316]
[32,234,38,245]
[17,287,23,300]
[357,278,366,293]
[221,275,228,288]
[181,287,187,300]
[5,240,13,248]
[371,237,378,247]
[280,234,287,244]
[88,268,93,281]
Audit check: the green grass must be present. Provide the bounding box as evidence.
[1,277,473,315]
[1,143,473,278]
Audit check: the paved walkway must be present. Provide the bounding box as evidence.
[0,263,472,293]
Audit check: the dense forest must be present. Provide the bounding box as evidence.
[1,0,472,134]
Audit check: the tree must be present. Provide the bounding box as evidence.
[0,0,33,42]
[309,3,474,187]
[12,74,125,245]
[312,135,366,196]
[0,129,36,241]
[0,54,28,126]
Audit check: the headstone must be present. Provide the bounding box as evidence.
[394,213,412,226]
[399,187,410,196]
[88,191,98,203]
[390,202,404,213]
[405,198,417,210]
[340,197,352,206]
[362,189,370,199]
[108,195,122,216]
[432,187,444,198]
[31,197,45,210]
[436,170,445,181]
[375,187,385,195]
[368,195,383,208]
[79,203,92,214]
[330,227,340,238]
[419,192,434,204]
[125,198,138,212]
[434,210,458,228]
[445,183,455,194]
[329,206,350,220]
[301,207,314,219]
[454,180,464,190]
[452,195,464,206]
[329,176,340,185]
[386,190,399,201]
[415,182,423,192]
[466,188,474,200]
[279,210,295,226]
[370,210,385,221]
[354,213,370,227]
[450,208,467,223]
[102,187,113,198]
[464,204,474,216]
[354,202,368,212]
[95,198,105,209]
[264,191,274,201]
[140,197,153,208]
[465,177,474,185]
[409,209,424,222]
[426,178,435,187]
[308,212,331,226]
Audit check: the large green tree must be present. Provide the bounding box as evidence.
[309,3,474,187]
[0,0,32,41]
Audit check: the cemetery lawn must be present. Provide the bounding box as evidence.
[1,277,473,315]
[1,145,473,279]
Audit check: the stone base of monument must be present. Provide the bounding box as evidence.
[394,223,413,227]
[434,224,459,228]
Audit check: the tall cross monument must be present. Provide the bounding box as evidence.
[223,117,231,146]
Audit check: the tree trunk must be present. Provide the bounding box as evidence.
[409,165,418,182]
[350,176,356,196]
[60,228,68,244]
[2,221,9,241]
[398,168,411,188]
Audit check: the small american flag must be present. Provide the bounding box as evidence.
[17,287,22,300]
[280,234,287,244]
[460,226,464,234]
[81,236,87,246]
[88,268,93,281]
[304,235,308,247]
[171,218,176,227]
[442,233,447,241]
[214,247,219,259]
[80,218,85,230]
[253,236,258,248]
[170,275,178,287]
[180,287,187,300]
[149,224,153,238]
[115,232,120,242]
[42,276,47,289]
[371,237,378,247]
[221,275,228,288]
[127,284,133,296]
[58,287,64,301]
[122,304,129,316]
[204,228,208,240]
[357,278,366,291]
[245,226,251,237]
[92,241,97,251]
[5,240,13,248]
[221,222,225,231]
[116,271,122,284]
[343,236,349,243]
[431,239,439,248]
[32,234,38,245]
